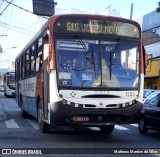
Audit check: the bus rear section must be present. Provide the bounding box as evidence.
[3,72,15,97]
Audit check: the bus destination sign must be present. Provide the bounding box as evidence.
[54,19,139,38]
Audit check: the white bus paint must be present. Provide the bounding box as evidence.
[19,77,36,97]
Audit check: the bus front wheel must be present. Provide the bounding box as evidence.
[38,105,51,133]
[100,125,114,134]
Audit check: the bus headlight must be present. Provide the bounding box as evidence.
[125,102,130,107]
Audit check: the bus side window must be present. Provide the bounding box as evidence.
[22,54,25,79]
[36,37,43,73]
[19,58,21,80]
[17,60,20,81]
[36,57,40,72]
[25,50,30,77]
[31,45,36,75]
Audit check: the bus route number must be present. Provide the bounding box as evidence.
[126,92,135,97]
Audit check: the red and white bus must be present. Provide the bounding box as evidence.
[15,14,146,134]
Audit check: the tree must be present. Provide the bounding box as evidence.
[156,2,160,12]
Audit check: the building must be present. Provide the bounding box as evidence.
[138,11,160,90]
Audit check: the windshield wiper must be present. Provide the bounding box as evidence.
[75,35,94,64]
[90,45,97,78]
[109,38,123,80]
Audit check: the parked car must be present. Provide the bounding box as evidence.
[143,89,157,102]
[0,84,4,92]
[139,90,160,134]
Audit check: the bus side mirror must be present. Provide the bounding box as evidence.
[32,0,57,16]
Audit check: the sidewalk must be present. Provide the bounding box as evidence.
[0,103,5,116]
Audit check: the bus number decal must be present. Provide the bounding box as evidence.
[126,92,135,97]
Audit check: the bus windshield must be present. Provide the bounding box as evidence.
[7,75,15,89]
[55,38,139,89]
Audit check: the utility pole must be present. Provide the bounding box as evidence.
[130,3,133,20]
[0,45,2,53]
[0,0,13,15]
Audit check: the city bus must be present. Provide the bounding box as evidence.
[3,71,15,97]
[15,14,146,134]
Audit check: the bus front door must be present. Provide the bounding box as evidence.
[42,61,49,122]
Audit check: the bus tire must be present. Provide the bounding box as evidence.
[100,125,114,134]
[138,118,148,134]
[38,105,51,133]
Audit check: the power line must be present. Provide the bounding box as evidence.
[3,0,48,19]
[0,0,13,15]
[0,24,33,36]
[0,14,37,30]
[0,21,36,33]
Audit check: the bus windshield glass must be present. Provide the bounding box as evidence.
[7,74,15,89]
[55,38,139,89]
[54,18,140,89]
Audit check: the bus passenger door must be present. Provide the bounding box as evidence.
[42,60,49,121]
[42,30,50,123]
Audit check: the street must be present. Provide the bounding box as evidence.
[0,92,160,157]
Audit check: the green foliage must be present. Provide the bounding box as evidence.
[156,2,160,12]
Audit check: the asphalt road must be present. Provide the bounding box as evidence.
[0,92,160,157]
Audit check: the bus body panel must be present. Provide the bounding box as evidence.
[19,77,37,117]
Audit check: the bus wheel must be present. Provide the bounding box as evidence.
[138,118,148,134]
[100,125,114,134]
[38,105,51,133]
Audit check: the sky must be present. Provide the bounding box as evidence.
[0,0,159,69]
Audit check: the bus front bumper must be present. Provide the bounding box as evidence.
[50,101,142,126]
